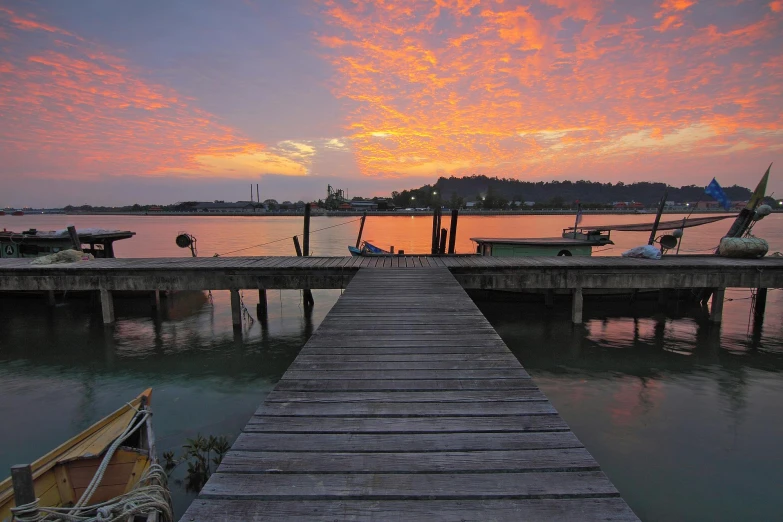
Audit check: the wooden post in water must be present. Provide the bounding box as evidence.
[11,464,37,516]
[709,287,725,323]
[67,225,81,251]
[230,289,242,329]
[151,290,160,311]
[438,228,447,255]
[293,236,314,307]
[257,287,268,324]
[754,288,767,324]
[46,290,56,307]
[355,212,367,248]
[571,287,583,324]
[99,287,114,324]
[431,208,439,255]
[447,209,459,254]
[303,204,311,256]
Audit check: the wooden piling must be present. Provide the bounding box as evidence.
[99,287,114,324]
[431,208,439,255]
[151,289,160,310]
[754,288,767,323]
[292,236,303,257]
[230,289,242,329]
[303,204,311,256]
[356,212,367,248]
[709,287,725,323]
[448,209,459,254]
[66,225,81,251]
[46,290,56,307]
[438,228,447,255]
[572,287,583,324]
[293,236,314,306]
[11,464,37,515]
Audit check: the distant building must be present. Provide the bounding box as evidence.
[193,201,263,213]
[350,200,378,210]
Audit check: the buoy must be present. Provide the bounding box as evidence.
[718,237,768,258]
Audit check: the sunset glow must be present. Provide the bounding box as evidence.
[1,1,781,204]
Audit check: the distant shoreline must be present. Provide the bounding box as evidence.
[42,208,781,217]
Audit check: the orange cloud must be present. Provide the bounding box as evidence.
[772,1,783,12]
[316,0,782,179]
[0,7,306,180]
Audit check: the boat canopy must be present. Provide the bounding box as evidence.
[564,214,735,233]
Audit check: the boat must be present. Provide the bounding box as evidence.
[0,389,172,522]
[11,211,23,216]
[0,211,5,216]
[472,234,612,257]
[348,241,389,256]
[0,228,135,259]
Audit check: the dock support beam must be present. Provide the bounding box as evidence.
[710,288,725,323]
[46,290,56,307]
[151,289,160,310]
[755,288,767,323]
[257,288,268,325]
[572,288,583,324]
[99,287,114,324]
[230,289,242,329]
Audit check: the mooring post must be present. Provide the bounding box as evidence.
[292,236,303,256]
[755,288,767,323]
[303,203,311,256]
[66,225,81,251]
[438,228,447,255]
[11,464,36,516]
[99,287,114,324]
[356,212,367,248]
[710,287,725,323]
[46,290,56,307]
[230,289,242,329]
[431,208,439,254]
[447,209,459,254]
[292,237,314,307]
[571,287,583,324]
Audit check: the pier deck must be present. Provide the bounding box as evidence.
[0,255,781,291]
[180,268,638,521]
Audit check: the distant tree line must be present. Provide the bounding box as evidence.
[388,175,754,209]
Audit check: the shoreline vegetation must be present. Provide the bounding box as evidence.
[49,208,781,217]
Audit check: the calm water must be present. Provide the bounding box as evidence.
[1,213,782,520]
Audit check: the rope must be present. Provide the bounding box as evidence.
[11,499,43,522]
[213,217,363,256]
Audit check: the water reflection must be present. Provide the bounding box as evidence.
[476,295,783,521]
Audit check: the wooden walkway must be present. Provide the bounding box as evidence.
[181,268,638,521]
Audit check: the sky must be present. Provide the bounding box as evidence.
[1,0,781,207]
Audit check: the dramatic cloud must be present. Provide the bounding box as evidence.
[0,6,306,180]
[315,0,783,180]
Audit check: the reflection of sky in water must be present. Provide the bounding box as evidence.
[1,214,782,520]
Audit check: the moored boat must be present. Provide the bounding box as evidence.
[0,389,172,522]
[0,228,134,259]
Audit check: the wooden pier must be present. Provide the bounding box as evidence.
[181,267,638,521]
[1,255,781,325]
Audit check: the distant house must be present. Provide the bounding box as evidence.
[350,200,378,210]
[465,201,479,208]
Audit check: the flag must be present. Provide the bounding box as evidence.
[575,202,583,224]
[705,178,731,211]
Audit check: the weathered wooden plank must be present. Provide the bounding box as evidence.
[280,369,531,380]
[219,448,597,473]
[287,360,515,370]
[291,353,520,363]
[244,414,565,432]
[273,378,532,391]
[182,497,639,522]
[199,471,617,499]
[265,389,546,403]
[255,401,555,416]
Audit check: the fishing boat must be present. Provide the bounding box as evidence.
[348,241,389,256]
[0,389,172,522]
[0,228,134,259]
[11,210,24,217]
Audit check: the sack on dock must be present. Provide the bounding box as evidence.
[30,249,94,265]
[621,245,662,259]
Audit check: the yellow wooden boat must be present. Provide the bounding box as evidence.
[0,389,172,522]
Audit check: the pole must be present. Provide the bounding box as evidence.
[292,236,302,257]
[431,208,439,255]
[675,217,686,255]
[250,184,253,202]
[648,190,668,246]
[448,209,459,254]
[256,184,260,206]
[67,225,81,251]
[356,212,367,248]
[572,202,581,239]
[439,228,447,255]
[303,204,311,256]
